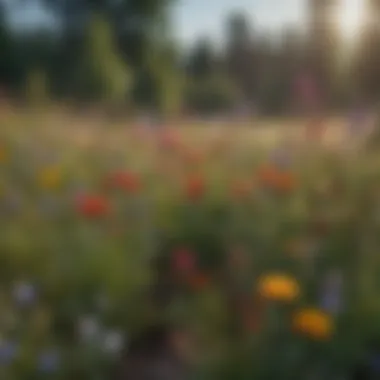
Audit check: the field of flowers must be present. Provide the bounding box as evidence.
[1,112,380,379]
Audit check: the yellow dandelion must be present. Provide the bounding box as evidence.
[257,273,300,302]
[292,308,333,341]
[38,167,62,190]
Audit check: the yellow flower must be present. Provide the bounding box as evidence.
[38,167,62,190]
[292,308,333,340]
[257,274,300,302]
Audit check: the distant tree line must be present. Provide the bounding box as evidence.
[0,0,380,117]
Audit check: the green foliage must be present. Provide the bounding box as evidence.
[186,75,239,115]
[149,46,184,116]
[1,118,380,377]
[25,69,49,106]
[80,14,132,104]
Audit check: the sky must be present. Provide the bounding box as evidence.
[3,0,306,39]
[2,0,365,46]
[172,0,306,46]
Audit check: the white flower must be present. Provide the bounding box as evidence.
[102,330,124,355]
[77,316,100,342]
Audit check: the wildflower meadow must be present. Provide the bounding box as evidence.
[0,111,379,379]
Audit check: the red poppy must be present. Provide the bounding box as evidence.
[257,164,296,193]
[107,171,141,194]
[76,194,110,218]
[172,248,196,275]
[185,175,205,201]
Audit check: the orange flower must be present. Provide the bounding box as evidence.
[257,164,279,187]
[276,171,296,193]
[257,164,296,193]
[257,274,300,302]
[185,175,205,201]
[107,171,141,194]
[293,308,333,341]
[76,194,110,218]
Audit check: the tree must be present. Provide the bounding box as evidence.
[150,45,184,117]
[0,3,20,92]
[186,38,218,79]
[184,36,239,115]
[352,0,380,103]
[306,0,339,107]
[224,13,257,106]
[14,0,174,102]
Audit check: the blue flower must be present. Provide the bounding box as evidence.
[0,341,19,365]
[320,293,342,315]
[37,349,60,373]
[370,356,380,374]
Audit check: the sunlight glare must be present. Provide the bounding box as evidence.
[339,0,364,40]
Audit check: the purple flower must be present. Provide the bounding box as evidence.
[319,271,344,315]
[270,146,293,169]
[0,341,19,365]
[37,349,60,373]
[320,293,342,315]
[347,107,368,135]
[12,281,37,308]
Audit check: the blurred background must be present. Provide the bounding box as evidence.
[1,1,380,380]
[0,0,378,117]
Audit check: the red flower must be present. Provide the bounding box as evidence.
[185,175,205,201]
[107,171,141,194]
[172,248,196,275]
[160,129,181,151]
[76,194,110,218]
[257,164,296,193]
[187,272,210,291]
